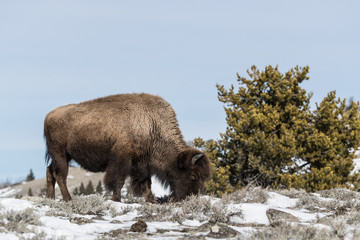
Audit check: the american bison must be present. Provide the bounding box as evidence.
[44,93,211,202]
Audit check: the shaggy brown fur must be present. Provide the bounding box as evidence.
[44,93,211,202]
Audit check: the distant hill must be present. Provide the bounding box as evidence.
[0,166,170,199]
[0,167,105,198]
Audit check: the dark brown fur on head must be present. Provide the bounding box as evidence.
[43,93,211,203]
[169,149,212,201]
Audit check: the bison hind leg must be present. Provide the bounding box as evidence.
[46,163,56,199]
[46,151,72,201]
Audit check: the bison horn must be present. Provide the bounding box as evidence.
[191,153,204,165]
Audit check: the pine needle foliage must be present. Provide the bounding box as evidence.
[195,65,360,196]
[26,169,35,182]
[85,181,95,195]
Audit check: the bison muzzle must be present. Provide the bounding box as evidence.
[44,93,211,202]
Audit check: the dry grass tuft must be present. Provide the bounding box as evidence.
[0,208,42,234]
[318,188,360,201]
[222,185,269,204]
[41,194,109,217]
[138,194,241,224]
[246,222,334,240]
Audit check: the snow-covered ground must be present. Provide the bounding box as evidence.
[1,187,360,240]
[2,153,360,240]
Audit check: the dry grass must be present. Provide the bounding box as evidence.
[41,194,109,217]
[138,194,241,224]
[245,222,335,240]
[276,188,307,199]
[293,189,360,216]
[318,188,360,201]
[221,186,269,206]
[109,205,135,218]
[0,208,42,234]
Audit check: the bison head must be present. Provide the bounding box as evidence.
[170,149,212,201]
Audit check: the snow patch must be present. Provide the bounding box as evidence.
[0,232,18,240]
[237,203,270,225]
[0,198,34,211]
[146,221,182,233]
[351,158,360,175]
[267,192,297,208]
[0,187,20,198]
[182,219,202,227]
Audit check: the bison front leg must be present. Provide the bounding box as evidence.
[143,178,156,203]
[111,175,126,202]
[131,177,156,203]
[104,157,131,202]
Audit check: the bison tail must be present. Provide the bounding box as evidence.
[45,149,52,166]
[43,127,53,166]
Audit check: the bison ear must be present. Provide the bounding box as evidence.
[178,151,205,170]
[178,151,188,170]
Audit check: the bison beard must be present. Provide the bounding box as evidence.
[44,93,211,202]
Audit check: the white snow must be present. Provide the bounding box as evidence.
[0,232,18,240]
[237,203,270,225]
[146,221,182,233]
[0,187,20,198]
[0,198,34,211]
[351,158,360,175]
[182,219,202,227]
[267,192,297,208]
[351,149,360,175]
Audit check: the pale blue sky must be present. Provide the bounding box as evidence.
[1,0,359,182]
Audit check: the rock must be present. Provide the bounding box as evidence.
[211,224,220,233]
[130,220,147,233]
[107,229,127,238]
[207,224,238,239]
[91,215,105,221]
[69,217,94,225]
[266,209,300,226]
[110,220,123,224]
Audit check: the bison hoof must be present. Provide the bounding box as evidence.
[62,196,72,202]
[111,196,121,202]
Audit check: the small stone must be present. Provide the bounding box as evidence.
[266,209,299,226]
[91,215,105,221]
[108,228,127,237]
[211,224,220,233]
[207,224,238,238]
[130,220,147,233]
[69,217,94,225]
[110,220,123,224]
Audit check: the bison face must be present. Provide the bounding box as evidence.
[170,149,211,201]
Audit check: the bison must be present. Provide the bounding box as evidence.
[44,93,211,202]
